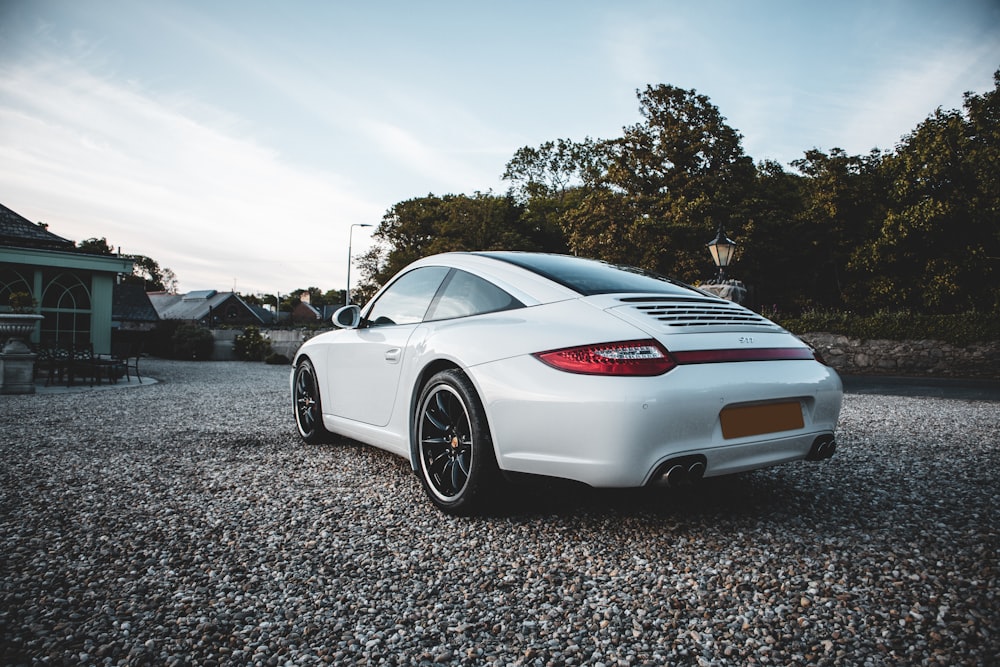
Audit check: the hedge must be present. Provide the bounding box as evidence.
[770,310,1000,346]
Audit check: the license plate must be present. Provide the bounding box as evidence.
[720,401,804,439]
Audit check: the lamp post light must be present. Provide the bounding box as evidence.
[706,223,738,282]
[346,223,373,306]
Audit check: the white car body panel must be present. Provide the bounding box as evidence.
[293,252,843,490]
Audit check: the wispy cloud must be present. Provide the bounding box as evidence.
[837,42,1000,154]
[0,57,382,292]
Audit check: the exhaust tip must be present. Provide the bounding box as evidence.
[651,455,708,488]
[806,435,837,461]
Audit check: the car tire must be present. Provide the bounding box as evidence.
[293,358,332,445]
[415,369,500,516]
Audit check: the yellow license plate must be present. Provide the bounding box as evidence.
[720,401,804,439]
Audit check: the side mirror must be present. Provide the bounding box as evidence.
[332,304,361,329]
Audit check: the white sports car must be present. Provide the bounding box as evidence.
[291,252,842,515]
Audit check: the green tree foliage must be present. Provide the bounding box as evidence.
[357,73,999,320]
[503,85,757,282]
[787,148,886,308]
[357,191,560,294]
[77,237,114,255]
[75,237,175,292]
[852,72,1000,313]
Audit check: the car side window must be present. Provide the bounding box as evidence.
[425,269,523,321]
[365,266,450,327]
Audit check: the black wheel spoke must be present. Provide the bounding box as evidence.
[424,409,449,435]
[449,458,465,491]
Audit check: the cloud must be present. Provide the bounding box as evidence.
[836,41,1000,154]
[0,57,383,293]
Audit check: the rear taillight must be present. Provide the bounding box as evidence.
[534,339,676,376]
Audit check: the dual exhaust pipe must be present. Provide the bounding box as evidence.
[651,455,706,488]
[652,435,837,487]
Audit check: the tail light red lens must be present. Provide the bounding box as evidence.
[534,339,677,376]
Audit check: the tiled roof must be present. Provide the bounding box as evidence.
[148,290,266,324]
[0,203,75,250]
[113,283,160,323]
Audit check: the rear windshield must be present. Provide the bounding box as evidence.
[480,252,699,297]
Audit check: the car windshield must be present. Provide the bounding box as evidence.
[480,252,699,297]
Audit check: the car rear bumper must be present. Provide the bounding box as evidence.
[470,356,843,487]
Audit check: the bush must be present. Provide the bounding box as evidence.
[233,326,272,361]
[172,323,215,360]
[772,309,1000,346]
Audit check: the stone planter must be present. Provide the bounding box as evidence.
[0,313,44,394]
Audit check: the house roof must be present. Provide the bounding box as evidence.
[113,283,160,323]
[148,290,265,323]
[293,302,323,320]
[0,203,75,250]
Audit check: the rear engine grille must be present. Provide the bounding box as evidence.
[623,297,778,329]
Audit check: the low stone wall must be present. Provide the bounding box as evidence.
[208,329,310,361]
[800,332,1000,379]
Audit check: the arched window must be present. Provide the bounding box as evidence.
[0,267,33,310]
[41,272,92,345]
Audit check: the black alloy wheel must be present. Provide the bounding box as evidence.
[293,359,331,444]
[416,369,499,515]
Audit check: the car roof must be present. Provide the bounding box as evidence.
[404,251,703,304]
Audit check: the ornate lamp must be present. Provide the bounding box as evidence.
[707,223,738,281]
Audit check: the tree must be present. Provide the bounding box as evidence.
[788,148,885,309]
[555,85,756,282]
[127,255,168,292]
[76,237,114,255]
[357,192,562,295]
[503,137,601,203]
[852,71,1000,313]
[75,237,177,292]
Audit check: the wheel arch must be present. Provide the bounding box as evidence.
[407,359,499,473]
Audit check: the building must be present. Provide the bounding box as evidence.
[148,290,267,327]
[0,203,134,355]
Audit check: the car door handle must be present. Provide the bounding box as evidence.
[384,348,402,363]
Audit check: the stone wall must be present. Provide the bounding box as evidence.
[800,332,1000,379]
[209,329,309,361]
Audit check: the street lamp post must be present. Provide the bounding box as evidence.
[346,223,373,306]
[706,223,738,282]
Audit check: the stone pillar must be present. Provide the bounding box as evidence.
[0,349,37,394]
[700,280,747,304]
[0,314,44,394]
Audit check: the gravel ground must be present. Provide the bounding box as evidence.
[1,359,997,666]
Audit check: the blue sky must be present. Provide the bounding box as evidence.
[1,0,998,295]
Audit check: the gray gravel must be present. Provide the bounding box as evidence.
[1,359,997,666]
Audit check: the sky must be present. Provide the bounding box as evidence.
[1,1,998,296]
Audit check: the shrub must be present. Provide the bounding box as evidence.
[172,323,215,360]
[7,291,37,313]
[233,326,272,361]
